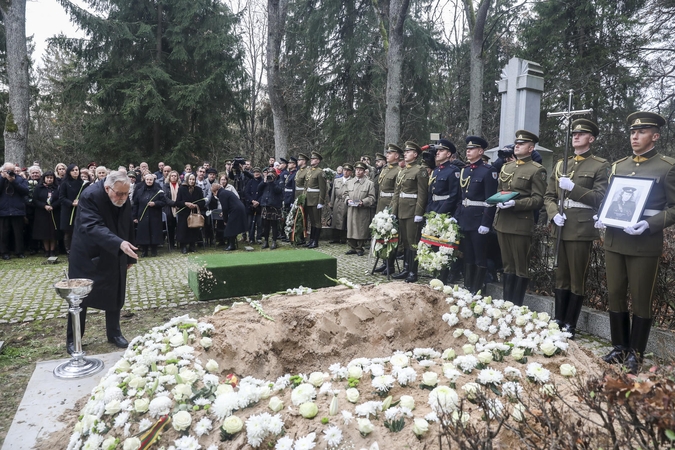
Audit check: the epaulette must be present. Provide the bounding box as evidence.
[531,161,543,168]
[591,155,608,163]
[660,155,675,165]
[612,156,630,165]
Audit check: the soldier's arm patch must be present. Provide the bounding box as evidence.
[455,172,460,178]
[492,172,498,179]
[542,172,547,181]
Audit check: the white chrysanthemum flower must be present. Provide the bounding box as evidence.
[113,411,129,428]
[391,366,416,386]
[138,418,153,432]
[418,359,436,367]
[354,401,383,418]
[460,307,474,319]
[328,363,348,379]
[390,353,409,368]
[477,369,504,385]
[454,355,479,373]
[502,381,523,398]
[367,363,385,377]
[174,435,201,450]
[428,385,459,413]
[484,398,504,419]
[371,375,395,392]
[341,410,354,425]
[503,367,522,379]
[148,396,173,418]
[294,432,317,450]
[275,436,294,450]
[526,362,551,384]
[476,316,491,331]
[291,383,317,406]
[413,348,441,360]
[323,425,343,447]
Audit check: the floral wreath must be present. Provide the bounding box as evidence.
[284,194,307,245]
[417,211,461,272]
[368,208,399,259]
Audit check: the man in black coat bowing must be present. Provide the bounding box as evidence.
[66,171,138,355]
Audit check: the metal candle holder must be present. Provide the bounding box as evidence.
[53,278,104,379]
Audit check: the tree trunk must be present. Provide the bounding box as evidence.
[154,1,163,156]
[464,0,491,136]
[383,0,410,146]
[267,0,290,160]
[1,0,30,168]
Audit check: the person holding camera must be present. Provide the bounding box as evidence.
[304,151,328,248]
[229,157,253,199]
[257,170,284,249]
[0,163,30,259]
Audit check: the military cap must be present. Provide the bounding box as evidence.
[465,136,488,149]
[623,187,636,193]
[354,162,368,170]
[279,157,288,164]
[571,118,599,136]
[253,167,261,173]
[404,141,422,154]
[310,151,323,160]
[481,154,491,162]
[87,162,97,169]
[289,156,298,164]
[386,143,404,157]
[375,153,386,161]
[627,111,666,130]
[514,129,539,144]
[297,153,309,161]
[361,155,371,160]
[224,159,233,164]
[343,163,354,172]
[127,172,137,179]
[437,139,457,154]
[205,167,218,174]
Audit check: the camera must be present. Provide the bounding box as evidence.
[6,170,15,177]
[232,157,246,170]
[266,173,275,182]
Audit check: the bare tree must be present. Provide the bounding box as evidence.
[374,0,411,146]
[463,0,491,136]
[266,0,289,160]
[0,0,29,167]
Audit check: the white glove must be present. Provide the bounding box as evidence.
[624,220,649,235]
[593,214,606,230]
[553,213,566,227]
[496,200,515,209]
[559,177,575,191]
[478,226,490,235]
[414,215,424,223]
[317,204,323,209]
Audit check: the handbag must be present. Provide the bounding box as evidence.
[187,210,205,228]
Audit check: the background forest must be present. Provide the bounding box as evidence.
[3,0,675,170]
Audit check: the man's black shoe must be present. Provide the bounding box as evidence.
[17,254,26,259]
[356,251,364,256]
[67,342,75,355]
[1,254,9,260]
[345,249,357,255]
[108,335,129,349]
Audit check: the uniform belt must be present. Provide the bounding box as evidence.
[306,188,320,193]
[563,199,592,209]
[462,199,490,207]
[400,193,418,199]
[432,194,450,201]
[284,188,294,193]
[643,209,660,217]
[380,192,394,197]
[295,186,304,190]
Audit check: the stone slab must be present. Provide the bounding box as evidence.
[2,351,124,450]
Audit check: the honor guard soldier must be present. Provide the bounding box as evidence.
[304,151,328,248]
[544,119,609,338]
[295,153,310,200]
[456,136,498,292]
[493,130,547,305]
[599,111,675,374]
[391,141,429,283]
[373,144,403,274]
[284,157,298,208]
[426,139,462,215]
[329,163,353,244]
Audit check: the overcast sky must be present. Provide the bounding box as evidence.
[27,0,87,66]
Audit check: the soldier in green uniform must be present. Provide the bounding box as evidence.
[544,119,609,337]
[598,111,675,374]
[390,141,429,283]
[292,153,310,245]
[373,144,403,274]
[493,130,547,305]
[304,151,328,248]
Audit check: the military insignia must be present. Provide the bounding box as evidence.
[575,124,582,130]
[517,134,523,139]
[492,172,498,179]
[421,170,428,178]
[455,172,460,178]
[541,172,547,181]
[634,119,641,125]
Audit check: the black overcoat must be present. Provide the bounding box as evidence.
[59,177,86,232]
[132,181,167,245]
[175,185,207,244]
[32,183,61,240]
[213,187,247,237]
[69,181,136,311]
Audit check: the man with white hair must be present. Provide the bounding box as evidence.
[0,163,30,259]
[66,171,138,354]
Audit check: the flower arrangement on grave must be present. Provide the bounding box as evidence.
[417,212,461,272]
[368,208,399,259]
[285,194,307,245]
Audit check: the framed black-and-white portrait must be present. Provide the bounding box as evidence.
[598,175,655,228]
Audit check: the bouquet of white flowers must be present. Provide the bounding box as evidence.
[417,211,461,272]
[368,208,399,259]
[323,167,337,182]
[285,194,307,245]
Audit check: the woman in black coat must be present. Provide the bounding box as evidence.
[32,170,61,256]
[58,164,86,253]
[210,177,247,251]
[162,170,180,249]
[256,171,284,249]
[132,173,167,257]
[175,173,207,253]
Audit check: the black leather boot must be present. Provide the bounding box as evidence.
[373,262,387,273]
[225,237,236,251]
[624,315,652,375]
[405,251,419,283]
[382,252,398,276]
[502,273,515,302]
[261,238,269,249]
[392,250,411,279]
[140,246,148,258]
[271,240,278,250]
[308,228,320,248]
[554,289,571,329]
[472,266,487,295]
[304,227,315,247]
[602,311,631,364]
[463,264,476,292]
[563,293,585,339]
[511,276,529,306]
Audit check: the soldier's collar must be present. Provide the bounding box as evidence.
[573,149,592,161]
[516,156,532,165]
[632,147,657,162]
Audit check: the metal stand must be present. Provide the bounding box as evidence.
[53,279,104,379]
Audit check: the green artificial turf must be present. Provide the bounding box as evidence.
[187,249,337,300]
